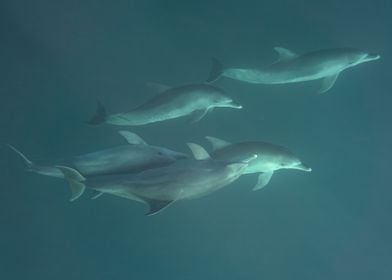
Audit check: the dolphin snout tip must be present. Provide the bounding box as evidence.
[367,53,381,60]
[232,102,243,109]
[297,163,312,172]
[302,165,312,172]
[226,100,242,109]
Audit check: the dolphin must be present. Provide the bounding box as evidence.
[57,143,257,215]
[205,136,311,190]
[8,131,188,180]
[88,83,242,126]
[207,47,380,93]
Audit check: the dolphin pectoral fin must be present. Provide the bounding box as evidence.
[91,190,104,200]
[56,166,86,201]
[143,198,175,216]
[207,57,223,83]
[273,47,298,63]
[146,82,171,93]
[118,130,147,145]
[318,73,339,94]
[186,143,211,160]
[188,109,208,123]
[204,136,231,151]
[253,172,273,191]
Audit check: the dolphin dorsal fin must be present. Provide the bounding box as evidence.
[205,136,231,151]
[273,47,298,62]
[146,82,171,93]
[186,143,211,160]
[118,131,147,145]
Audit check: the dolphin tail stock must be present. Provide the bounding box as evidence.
[6,144,34,171]
[206,57,224,83]
[56,165,86,202]
[6,144,65,178]
[88,100,107,125]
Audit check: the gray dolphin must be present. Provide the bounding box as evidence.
[205,136,311,190]
[88,83,242,126]
[208,47,380,93]
[9,131,188,180]
[57,143,257,215]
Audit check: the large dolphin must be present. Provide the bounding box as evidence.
[8,131,188,179]
[57,143,257,215]
[88,83,242,126]
[208,47,380,93]
[205,136,311,190]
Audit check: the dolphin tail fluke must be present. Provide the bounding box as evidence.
[7,144,34,170]
[206,57,223,83]
[56,165,86,202]
[88,100,107,125]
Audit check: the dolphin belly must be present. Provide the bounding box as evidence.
[106,105,195,126]
[84,159,245,202]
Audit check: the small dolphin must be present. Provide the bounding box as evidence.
[57,143,257,215]
[88,83,242,126]
[8,131,188,179]
[205,136,311,190]
[208,47,380,93]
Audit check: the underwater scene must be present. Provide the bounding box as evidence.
[0,0,391,279]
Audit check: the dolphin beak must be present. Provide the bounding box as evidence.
[366,53,381,61]
[226,101,242,109]
[295,163,312,172]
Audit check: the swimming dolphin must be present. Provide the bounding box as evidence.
[57,143,257,215]
[88,83,242,126]
[205,136,311,190]
[8,131,188,179]
[207,47,380,93]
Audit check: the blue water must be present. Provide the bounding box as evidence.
[1,1,391,279]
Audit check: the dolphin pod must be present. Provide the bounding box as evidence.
[9,45,379,215]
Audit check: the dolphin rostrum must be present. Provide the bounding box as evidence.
[58,143,257,215]
[208,47,380,93]
[8,131,188,179]
[88,83,242,126]
[205,136,311,190]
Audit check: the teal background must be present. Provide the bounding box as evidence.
[0,0,391,279]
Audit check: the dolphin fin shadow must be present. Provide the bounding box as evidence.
[207,57,223,83]
[88,100,107,125]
